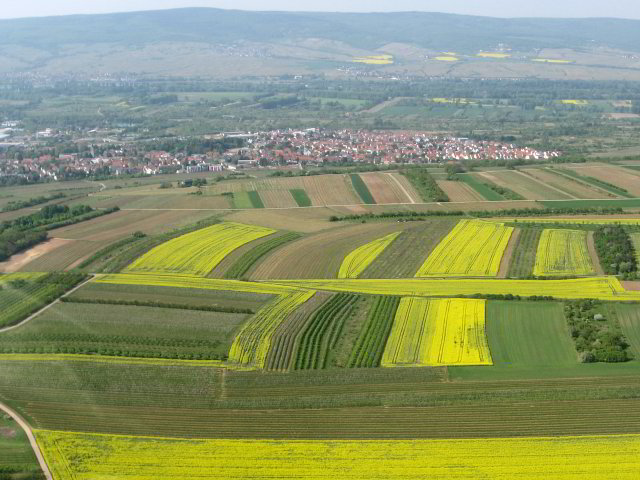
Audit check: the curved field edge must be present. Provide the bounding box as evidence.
[34,429,640,480]
[338,232,400,279]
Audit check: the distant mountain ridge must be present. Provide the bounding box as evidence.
[2,8,640,80]
[2,8,640,52]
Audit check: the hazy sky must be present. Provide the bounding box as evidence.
[2,0,640,20]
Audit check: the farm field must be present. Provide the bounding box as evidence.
[415,219,514,277]
[383,298,491,367]
[359,172,413,204]
[272,277,640,301]
[436,180,485,202]
[507,228,541,277]
[478,170,571,200]
[615,304,640,359]
[564,164,640,196]
[0,413,43,480]
[35,430,640,480]
[18,239,108,271]
[486,301,577,367]
[69,282,273,311]
[125,222,275,276]
[0,302,250,359]
[521,168,613,199]
[503,217,640,226]
[533,229,595,276]
[338,232,400,278]
[634,234,640,265]
[250,222,405,279]
[360,219,458,278]
[226,207,335,233]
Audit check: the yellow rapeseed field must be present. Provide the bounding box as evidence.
[353,54,394,65]
[415,219,514,277]
[533,58,573,64]
[125,222,275,276]
[270,276,640,301]
[533,229,595,277]
[503,218,640,225]
[36,430,640,479]
[94,273,297,295]
[338,232,400,279]
[382,297,491,367]
[228,290,315,367]
[561,100,589,105]
[435,56,459,61]
[477,52,511,58]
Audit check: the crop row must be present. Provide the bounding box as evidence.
[224,232,301,279]
[350,173,376,204]
[228,291,315,367]
[338,232,400,279]
[415,219,514,277]
[294,293,358,370]
[125,222,275,276]
[348,296,400,368]
[533,229,595,276]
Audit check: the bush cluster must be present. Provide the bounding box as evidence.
[593,225,638,278]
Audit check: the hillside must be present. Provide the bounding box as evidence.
[2,8,640,80]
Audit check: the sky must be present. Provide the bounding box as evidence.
[2,0,640,20]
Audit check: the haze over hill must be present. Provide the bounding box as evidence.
[2,8,640,79]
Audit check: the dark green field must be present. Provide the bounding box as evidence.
[507,228,542,278]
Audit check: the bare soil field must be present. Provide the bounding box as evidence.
[498,229,521,278]
[49,209,216,242]
[623,282,640,291]
[484,170,572,200]
[19,239,108,272]
[564,164,640,196]
[437,180,485,202]
[388,173,421,203]
[250,223,406,279]
[258,190,298,209]
[359,172,411,204]
[586,231,605,276]
[522,168,613,199]
[0,238,72,273]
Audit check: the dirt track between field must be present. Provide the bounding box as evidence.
[586,231,605,276]
[498,229,520,278]
[0,402,52,480]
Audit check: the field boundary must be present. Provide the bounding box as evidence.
[0,402,52,480]
[0,275,94,334]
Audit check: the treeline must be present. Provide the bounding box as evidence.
[566,300,631,363]
[61,297,254,314]
[400,168,449,202]
[593,226,638,278]
[329,207,626,222]
[1,193,66,212]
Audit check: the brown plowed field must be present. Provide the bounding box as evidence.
[437,180,485,202]
[359,172,411,204]
[522,168,614,199]
[250,223,406,279]
[480,171,571,200]
[388,173,421,203]
[258,190,298,208]
[564,164,640,196]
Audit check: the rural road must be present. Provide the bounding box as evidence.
[0,275,94,334]
[0,402,53,480]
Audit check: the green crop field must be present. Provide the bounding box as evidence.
[457,174,504,201]
[0,302,249,359]
[290,188,312,207]
[350,174,376,204]
[0,414,43,479]
[507,228,542,277]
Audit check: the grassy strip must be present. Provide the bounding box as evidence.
[400,169,449,202]
[224,232,301,279]
[248,190,265,208]
[60,297,254,314]
[290,189,312,207]
[457,174,504,201]
[554,169,633,198]
[76,235,140,270]
[541,199,640,209]
[507,228,542,278]
[348,296,400,368]
[294,293,358,370]
[350,174,376,204]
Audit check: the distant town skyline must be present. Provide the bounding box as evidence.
[2,0,640,20]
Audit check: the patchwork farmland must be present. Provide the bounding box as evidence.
[3,167,640,479]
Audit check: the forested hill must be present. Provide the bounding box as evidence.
[2,8,640,53]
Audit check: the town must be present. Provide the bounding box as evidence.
[0,127,560,182]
